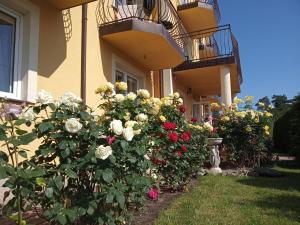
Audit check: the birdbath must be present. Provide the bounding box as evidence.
[207,138,223,175]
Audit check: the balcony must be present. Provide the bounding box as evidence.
[173,25,242,96]
[176,0,220,32]
[98,0,188,70]
[46,0,97,10]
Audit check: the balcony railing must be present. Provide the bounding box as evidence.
[173,25,242,82]
[97,0,189,50]
[176,0,221,22]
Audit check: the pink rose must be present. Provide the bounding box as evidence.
[148,188,158,200]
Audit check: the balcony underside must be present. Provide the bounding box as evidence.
[173,58,241,96]
[177,2,218,32]
[45,0,97,10]
[99,19,185,70]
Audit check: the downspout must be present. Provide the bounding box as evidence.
[81,4,88,104]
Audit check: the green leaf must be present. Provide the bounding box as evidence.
[80,111,91,120]
[57,213,67,225]
[97,217,104,225]
[38,122,54,133]
[102,169,114,183]
[120,141,128,150]
[45,188,53,198]
[18,150,27,158]
[14,119,26,126]
[65,209,77,222]
[0,166,7,179]
[115,192,125,209]
[54,176,64,190]
[87,206,94,215]
[65,169,78,179]
[0,127,6,140]
[19,133,36,145]
[106,193,114,204]
[36,177,47,187]
[0,151,9,162]
[15,129,27,135]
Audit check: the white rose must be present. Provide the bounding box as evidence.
[203,122,213,132]
[136,113,148,122]
[60,92,82,108]
[21,108,36,121]
[122,127,134,141]
[137,89,150,99]
[110,119,123,135]
[65,118,82,133]
[125,120,137,128]
[106,82,114,91]
[95,145,112,160]
[114,94,125,103]
[37,90,54,105]
[177,98,183,104]
[127,92,137,101]
[173,92,180,99]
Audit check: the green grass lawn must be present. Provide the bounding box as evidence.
[154,161,300,225]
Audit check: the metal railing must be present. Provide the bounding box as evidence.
[174,25,242,81]
[97,0,189,50]
[176,0,220,22]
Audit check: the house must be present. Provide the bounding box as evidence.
[0,0,242,120]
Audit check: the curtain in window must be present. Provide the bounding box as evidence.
[0,11,15,93]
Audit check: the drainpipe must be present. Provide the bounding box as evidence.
[81,4,87,104]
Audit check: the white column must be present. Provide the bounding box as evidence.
[220,66,232,107]
[163,69,173,96]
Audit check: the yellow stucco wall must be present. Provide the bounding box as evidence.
[173,78,194,120]
[30,0,152,107]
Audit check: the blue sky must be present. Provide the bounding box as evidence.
[219,0,300,102]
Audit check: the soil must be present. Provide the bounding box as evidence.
[132,179,199,225]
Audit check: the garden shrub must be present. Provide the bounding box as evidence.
[213,96,273,167]
[0,83,209,225]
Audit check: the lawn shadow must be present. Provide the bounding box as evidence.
[243,194,300,223]
[238,161,300,192]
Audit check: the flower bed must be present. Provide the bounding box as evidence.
[0,83,208,225]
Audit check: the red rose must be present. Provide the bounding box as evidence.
[178,105,186,113]
[168,132,178,143]
[213,127,218,133]
[163,122,176,130]
[151,157,161,165]
[176,151,183,157]
[191,117,198,123]
[159,133,164,138]
[181,132,191,142]
[181,145,188,152]
[106,136,116,145]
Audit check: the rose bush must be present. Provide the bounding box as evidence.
[147,94,207,191]
[0,83,208,225]
[213,96,273,167]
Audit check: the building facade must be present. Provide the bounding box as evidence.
[0,0,242,120]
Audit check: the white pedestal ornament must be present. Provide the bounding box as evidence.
[207,138,223,175]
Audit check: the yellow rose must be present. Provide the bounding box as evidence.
[159,115,166,122]
[264,125,270,131]
[95,85,107,94]
[265,112,273,117]
[265,131,270,136]
[258,102,265,107]
[255,117,259,123]
[115,82,127,91]
[221,116,230,122]
[245,125,252,133]
[233,97,244,104]
[245,96,254,102]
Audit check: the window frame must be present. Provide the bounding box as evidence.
[115,68,140,93]
[0,4,22,99]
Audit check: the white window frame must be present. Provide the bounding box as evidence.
[115,68,140,92]
[112,54,145,93]
[0,4,22,99]
[0,0,39,102]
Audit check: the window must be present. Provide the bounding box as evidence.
[115,69,139,93]
[0,9,18,94]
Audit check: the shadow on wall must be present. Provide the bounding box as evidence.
[37,2,72,77]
